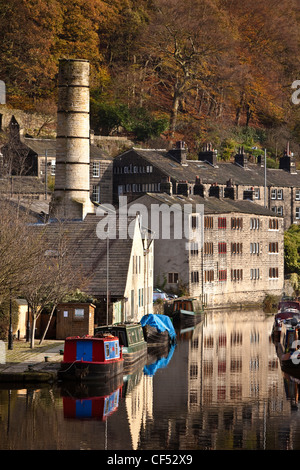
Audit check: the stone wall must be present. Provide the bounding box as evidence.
[92,135,133,157]
[0,105,56,139]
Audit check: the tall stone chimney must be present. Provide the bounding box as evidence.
[198,143,218,166]
[234,147,248,167]
[51,59,94,219]
[279,143,297,174]
[168,141,187,164]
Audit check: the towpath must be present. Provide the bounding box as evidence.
[0,339,64,383]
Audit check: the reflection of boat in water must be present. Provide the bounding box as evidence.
[282,372,300,410]
[58,335,123,382]
[122,363,145,398]
[144,343,176,377]
[140,314,176,351]
[61,378,123,421]
[94,323,147,372]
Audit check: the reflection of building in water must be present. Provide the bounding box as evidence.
[125,374,153,449]
[186,310,291,448]
[188,311,283,406]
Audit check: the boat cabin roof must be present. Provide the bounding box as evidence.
[94,323,145,347]
[174,297,197,302]
[65,335,117,342]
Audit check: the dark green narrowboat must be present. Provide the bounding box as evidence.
[94,323,147,371]
[169,297,204,323]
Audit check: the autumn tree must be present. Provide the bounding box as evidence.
[0,0,63,105]
[221,0,300,127]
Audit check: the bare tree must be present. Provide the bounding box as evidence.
[0,200,45,300]
[22,220,89,348]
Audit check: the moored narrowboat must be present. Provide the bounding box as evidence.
[140,313,176,348]
[275,318,300,377]
[271,299,300,342]
[57,335,123,382]
[168,297,204,324]
[94,323,147,371]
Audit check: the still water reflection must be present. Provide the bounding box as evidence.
[1,310,300,450]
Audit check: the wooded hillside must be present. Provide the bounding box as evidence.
[1,0,300,159]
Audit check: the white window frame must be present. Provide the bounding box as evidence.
[277,206,283,216]
[92,161,100,178]
[254,188,260,199]
[51,159,56,176]
[92,185,100,203]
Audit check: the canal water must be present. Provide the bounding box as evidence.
[0,309,299,452]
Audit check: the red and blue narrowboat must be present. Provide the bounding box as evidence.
[57,335,124,382]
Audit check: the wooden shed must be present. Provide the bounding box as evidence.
[56,303,95,340]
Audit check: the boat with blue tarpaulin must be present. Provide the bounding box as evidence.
[140,313,176,348]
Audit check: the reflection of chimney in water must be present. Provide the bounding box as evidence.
[51,58,94,220]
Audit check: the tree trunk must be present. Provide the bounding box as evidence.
[30,315,37,349]
[170,92,180,139]
[235,106,241,126]
[39,304,56,345]
[246,103,252,127]
[235,92,245,126]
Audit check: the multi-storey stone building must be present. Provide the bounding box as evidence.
[128,192,283,307]
[113,143,300,230]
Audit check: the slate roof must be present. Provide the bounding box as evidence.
[131,192,280,217]
[116,148,300,188]
[22,138,56,157]
[23,137,112,160]
[34,213,137,299]
[0,176,45,194]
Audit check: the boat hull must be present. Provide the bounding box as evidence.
[58,359,124,382]
[122,343,148,372]
[143,325,171,346]
[172,309,203,323]
[59,373,124,398]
